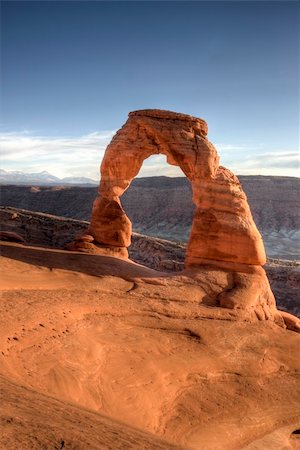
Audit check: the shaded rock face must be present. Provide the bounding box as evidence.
[89,109,266,267]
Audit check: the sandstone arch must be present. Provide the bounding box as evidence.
[87,109,266,267]
[68,109,300,329]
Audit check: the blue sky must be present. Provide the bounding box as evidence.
[1,1,299,179]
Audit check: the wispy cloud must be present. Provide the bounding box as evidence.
[224,151,300,176]
[0,131,115,179]
[0,131,184,179]
[247,152,299,168]
[1,131,299,179]
[216,143,259,152]
[138,155,183,177]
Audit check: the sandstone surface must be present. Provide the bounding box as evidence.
[0,241,300,449]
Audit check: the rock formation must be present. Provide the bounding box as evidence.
[69,109,297,329]
[88,109,266,267]
[1,241,300,449]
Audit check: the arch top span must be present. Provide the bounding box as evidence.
[87,109,266,267]
[99,108,214,189]
[129,109,208,134]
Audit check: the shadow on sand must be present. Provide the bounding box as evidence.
[0,242,168,280]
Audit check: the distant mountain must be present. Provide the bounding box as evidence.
[0,170,98,185]
[61,176,98,185]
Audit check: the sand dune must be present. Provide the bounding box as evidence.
[1,242,300,449]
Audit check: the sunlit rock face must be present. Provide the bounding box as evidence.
[88,109,266,266]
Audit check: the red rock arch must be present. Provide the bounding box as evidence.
[88,109,266,267]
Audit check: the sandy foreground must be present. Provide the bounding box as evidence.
[0,242,300,450]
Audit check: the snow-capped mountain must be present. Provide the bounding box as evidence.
[61,176,98,185]
[0,170,98,185]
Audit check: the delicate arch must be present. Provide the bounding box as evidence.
[88,109,266,267]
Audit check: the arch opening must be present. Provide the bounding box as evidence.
[119,154,194,271]
[122,154,193,242]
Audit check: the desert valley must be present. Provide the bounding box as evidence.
[0,109,300,450]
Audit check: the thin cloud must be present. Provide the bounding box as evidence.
[1,131,299,179]
[139,155,184,177]
[0,131,115,179]
[226,151,300,177]
[0,131,114,157]
[216,143,258,152]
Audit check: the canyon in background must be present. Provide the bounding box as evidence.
[1,175,299,260]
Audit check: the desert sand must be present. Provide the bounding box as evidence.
[1,241,300,449]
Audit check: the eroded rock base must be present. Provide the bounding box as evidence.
[65,234,128,258]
